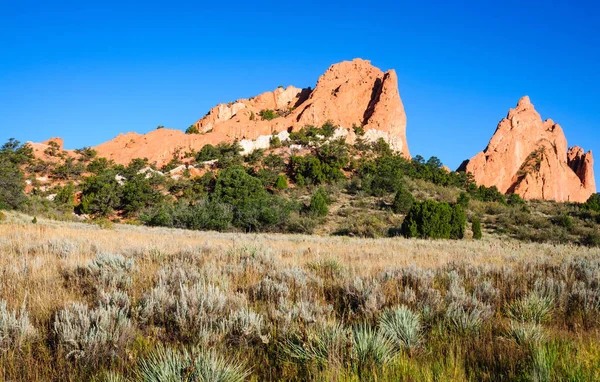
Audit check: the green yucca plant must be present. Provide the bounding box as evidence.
[352,324,397,373]
[378,305,423,353]
[281,322,350,368]
[445,303,485,335]
[136,346,250,382]
[508,292,554,324]
[506,320,545,348]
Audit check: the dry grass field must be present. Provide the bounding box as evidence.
[0,212,599,381]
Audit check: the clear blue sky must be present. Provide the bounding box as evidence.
[1,1,598,181]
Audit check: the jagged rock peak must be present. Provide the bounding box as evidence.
[461,97,595,203]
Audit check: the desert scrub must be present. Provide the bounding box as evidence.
[53,301,134,364]
[68,253,135,296]
[338,277,385,320]
[221,308,269,345]
[0,299,36,350]
[138,277,245,341]
[275,299,334,330]
[252,265,319,303]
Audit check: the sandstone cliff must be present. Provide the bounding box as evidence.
[89,58,409,166]
[459,96,595,203]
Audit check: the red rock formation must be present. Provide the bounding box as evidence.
[82,58,410,166]
[460,96,595,203]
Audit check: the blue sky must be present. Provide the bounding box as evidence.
[1,1,598,181]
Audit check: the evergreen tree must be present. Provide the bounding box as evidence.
[275,175,288,190]
[309,190,329,217]
[472,217,483,240]
[392,187,415,214]
[450,204,466,239]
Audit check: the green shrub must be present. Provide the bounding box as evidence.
[469,185,507,204]
[79,169,122,217]
[121,175,163,216]
[353,124,365,136]
[401,200,465,240]
[275,175,288,190]
[583,230,600,247]
[450,204,467,239]
[270,135,281,148]
[584,193,600,212]
[244,148,264,165]
[0,140,31,210]
[457,192,470,208]
[196,144,220,162]
[507,193,526,207]
[185,125,200,134]
[0,211,5,221]
[392,187,415,214]
[309,189,329,217]
[472,217,482,240]
[553,214,573,231]
[259,109,277,121]
[74,147,97,162]
[284,213,318,234]
[54,183,75,206]
[336,213,388,238]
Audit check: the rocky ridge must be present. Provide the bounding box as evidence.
[86,58,410,166]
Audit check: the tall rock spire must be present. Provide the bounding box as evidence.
[459,97,595,203]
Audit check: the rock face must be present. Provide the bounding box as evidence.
[91,58,409,166]
[459,96,595,203]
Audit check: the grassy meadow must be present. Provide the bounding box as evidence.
[0,212,599,381]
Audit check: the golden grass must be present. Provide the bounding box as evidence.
[0,211,591,325]
[0,211,598,381]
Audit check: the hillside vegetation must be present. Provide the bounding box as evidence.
[1,124,599,246]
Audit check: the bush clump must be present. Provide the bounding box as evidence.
[309,188,329,217]
[0,300,37,350]
[472,217,482,240]
[53,301,134,364]
[185,125,200,134]
[258,109,277,121]
[401,200,466,239]
[274,174,288,190]
[378,305,422,353]
[391,187,415,214]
